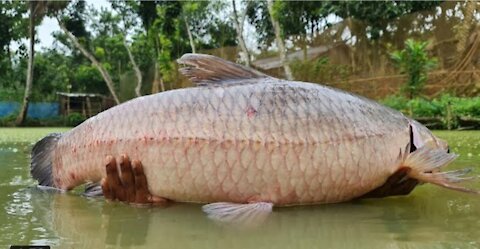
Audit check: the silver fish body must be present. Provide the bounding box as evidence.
[53,80,414,205]
[32,54,463,210]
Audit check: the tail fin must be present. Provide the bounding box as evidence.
[401,146,479,194]
[31,133,62,187]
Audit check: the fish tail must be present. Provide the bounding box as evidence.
[31,133,62,187]
[401,146,479,194]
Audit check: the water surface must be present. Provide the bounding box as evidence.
[0,128,479,248]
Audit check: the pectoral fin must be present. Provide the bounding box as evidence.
[202,202,273,227]
[83,182,103,197]
[402,146,479,194]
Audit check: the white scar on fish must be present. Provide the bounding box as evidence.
[31,54,478,226]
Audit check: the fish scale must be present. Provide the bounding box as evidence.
[32,54,470,218]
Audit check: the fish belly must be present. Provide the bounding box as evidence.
[144,134,405,205]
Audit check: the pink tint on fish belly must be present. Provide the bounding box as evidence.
[51,81,411,205]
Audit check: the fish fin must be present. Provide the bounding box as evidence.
[31,133,62,187]
[177,53,271,86]
[35,185,66,193]
[83,182,103,197]
[402,146,479,194]
[202,202,273,226]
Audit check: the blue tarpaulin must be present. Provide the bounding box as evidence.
[0,102,19,117]
[0,102,59,118]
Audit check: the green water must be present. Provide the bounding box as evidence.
[1,128,479,249]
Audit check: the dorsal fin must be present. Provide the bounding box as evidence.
[177,53,270,86]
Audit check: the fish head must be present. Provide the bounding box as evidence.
[411,120,449,152]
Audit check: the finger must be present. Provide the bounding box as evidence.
[104,156,117,200]
[119,154,136,202]
[105,156,125,201]
[101,178,114,201]
[132,159,150,203]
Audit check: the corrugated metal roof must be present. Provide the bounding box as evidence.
[252,45,335,70]
[56,92,105,98]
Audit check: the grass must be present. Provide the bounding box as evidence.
[0,127,70,144]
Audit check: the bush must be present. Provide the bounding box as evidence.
[0,114,18,127]
[381,95,409,113]
[66,113,86,127]
[407,98,442,117]
[382,94,480,129]
[390,39,437,99]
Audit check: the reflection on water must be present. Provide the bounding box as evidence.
[0,129,479,248]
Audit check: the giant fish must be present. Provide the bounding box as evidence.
[31,54,477,223]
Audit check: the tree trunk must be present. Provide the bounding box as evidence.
[266,0,293,80]
[151,36,164,94]
[123,36,143,97]
[455,0,475,57]
[301,35,307,61]
[56,16,121,105]
[16,2,36,125]
[151,61,160,93]
[232,0,251,67]
[183,15,196,53]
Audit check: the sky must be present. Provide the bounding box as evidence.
[36,0,110,50]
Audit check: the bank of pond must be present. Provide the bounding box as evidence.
[382,94,480,130]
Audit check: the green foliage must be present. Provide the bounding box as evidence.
[246,0,441,47]
[0,114,18,127]
[329,1,441,40]
[0,88,23,102]
[407,98,443,117]
[66,112,86,126]
[436,94,480,118]
[291,57,351,84]
[381,95,409,113]
[382,94,480,129]
[31,50,71,101]
[73,64,107,94]
[0,114,67,127]
[0,0,27,55]
[390,39,437,99]
[382,95,444,118]
[246,1,274,47]
[62,0,90,39]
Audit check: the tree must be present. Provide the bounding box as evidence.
[391,39,437,99]
[274,1,328,61]
[232,0,251,66]
[55,1,120,104]
[267,0,293,80]
[15,1,61,125]
[181,1,200,53]
[15,1,37,125]
[0,1,28,104]
[110,1,143,97]
[328,1,441,40]
[138,0,163,93]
